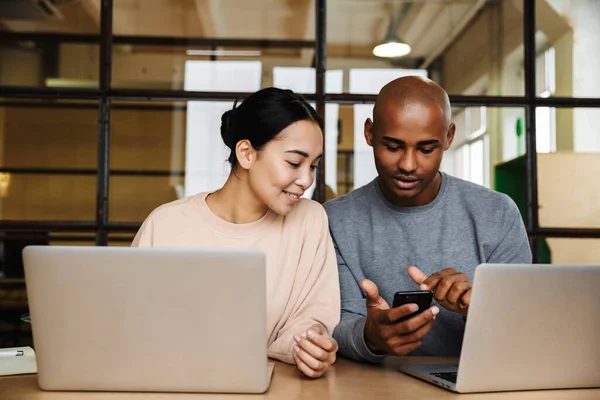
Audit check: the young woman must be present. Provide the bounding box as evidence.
[132,87,340,378]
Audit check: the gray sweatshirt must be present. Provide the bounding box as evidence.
[324,173,532,363]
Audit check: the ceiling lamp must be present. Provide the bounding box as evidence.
[373,2,412,59]
[373,37,411,58]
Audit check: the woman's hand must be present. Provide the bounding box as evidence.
[292,323,338,378]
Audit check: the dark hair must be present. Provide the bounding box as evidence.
[220,87,324,167]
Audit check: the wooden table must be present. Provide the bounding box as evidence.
[1,357,598,399]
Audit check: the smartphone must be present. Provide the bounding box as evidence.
[392,290,433,322]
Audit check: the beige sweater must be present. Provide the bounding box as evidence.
[131,193,341,364]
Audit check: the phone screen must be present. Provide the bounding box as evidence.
[392,290,433,322]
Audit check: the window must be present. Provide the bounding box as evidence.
[449,107,490,188]
[536,47,556,154]
[1,2,599,267]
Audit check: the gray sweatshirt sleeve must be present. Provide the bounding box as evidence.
[486,196,532,264]
[331,239,387,363]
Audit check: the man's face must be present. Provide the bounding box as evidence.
[364,102,455,206]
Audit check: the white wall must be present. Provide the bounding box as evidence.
[546,0,600,152]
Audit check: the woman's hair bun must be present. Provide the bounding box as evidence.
[220,108,237,150]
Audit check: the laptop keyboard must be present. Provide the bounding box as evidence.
[430,372,457,383]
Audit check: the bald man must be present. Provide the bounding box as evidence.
[324,76,531,363]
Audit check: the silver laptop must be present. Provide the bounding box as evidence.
[399,264,600,393]
[23,246,274,393]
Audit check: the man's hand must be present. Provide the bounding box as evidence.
[408,266,472,317]
[292,324,338,378]
[361,279,439,356]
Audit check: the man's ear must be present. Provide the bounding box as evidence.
[235,139,257,170]
[444,123,456,151]
[364,118,374,147]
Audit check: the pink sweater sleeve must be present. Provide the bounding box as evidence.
[266,208,341,364]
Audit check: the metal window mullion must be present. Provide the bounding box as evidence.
[523,0,539,261]
[95,0,113,246]
[314,0,327,203]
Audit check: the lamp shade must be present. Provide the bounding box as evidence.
[373,38,412,58]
